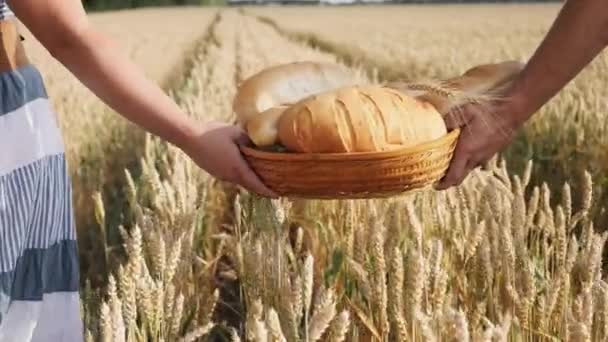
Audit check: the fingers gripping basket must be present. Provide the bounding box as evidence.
[240,129,460,199]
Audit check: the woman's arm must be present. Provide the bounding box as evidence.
[9,0,277,198]
[436,0,608,189]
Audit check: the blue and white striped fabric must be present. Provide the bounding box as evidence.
[0,63,83,341]
[0,1,13,20]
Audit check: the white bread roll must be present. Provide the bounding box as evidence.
[233,61,359,126]
[245,105,288,147]
[277,85,447,153]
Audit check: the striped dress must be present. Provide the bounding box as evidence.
[0,2,84,341]
[0,1,11,20]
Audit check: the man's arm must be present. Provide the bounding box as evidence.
[8,0,277,197]
[437,0,608,189]
[506,0,608,124]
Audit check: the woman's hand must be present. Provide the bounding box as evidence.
[435,100,526,190]
[182,121,278,198]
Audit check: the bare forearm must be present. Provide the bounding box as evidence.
[506,0,608,122]
[49,28,199,150]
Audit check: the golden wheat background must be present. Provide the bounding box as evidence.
[19,3,608,341]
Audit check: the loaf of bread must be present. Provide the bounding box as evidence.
[233,61,359,126]
[387,60,525,114]
[448,60,525,94]
[277,85,447,153]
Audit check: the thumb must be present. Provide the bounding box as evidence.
[229,125,255,147]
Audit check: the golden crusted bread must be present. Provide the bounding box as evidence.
[388,60,525,114]
[233,61,359,126]
[277,85,447,153]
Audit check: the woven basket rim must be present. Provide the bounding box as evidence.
[240,128,460,161]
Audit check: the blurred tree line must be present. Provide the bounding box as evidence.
[388,0,558,2]
[82,0,224,11]
[82,0,558,10]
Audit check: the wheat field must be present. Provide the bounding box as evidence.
[22,4,608,341]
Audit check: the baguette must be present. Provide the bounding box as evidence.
[245,105,288,147]
[233,61,359,126]
[277,85,447,153]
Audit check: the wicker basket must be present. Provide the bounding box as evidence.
[240,129,461,199]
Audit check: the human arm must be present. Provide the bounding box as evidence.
[436,0,608,189]
[8,0,277,198]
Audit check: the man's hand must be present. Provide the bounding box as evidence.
[436,0,608,189]
[182,121,278,198]
[435,101,523,189]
